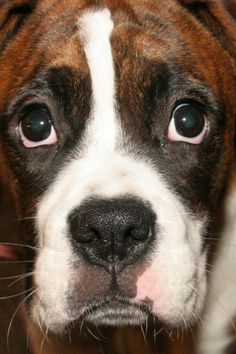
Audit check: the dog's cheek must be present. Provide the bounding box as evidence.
[133,240,207,325]
[31,247,73,327]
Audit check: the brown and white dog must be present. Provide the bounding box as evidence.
[0,0,236,353]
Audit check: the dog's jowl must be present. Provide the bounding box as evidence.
[0,0,236,353]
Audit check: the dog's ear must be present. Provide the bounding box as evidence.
[178,0,236,58]
[0,0,37,53]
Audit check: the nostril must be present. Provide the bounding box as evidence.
[69,211,102,244]
[75,227,102,244]
[124,226,150,242]
[124,227,136,239]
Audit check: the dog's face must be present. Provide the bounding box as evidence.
[0,0,235,334]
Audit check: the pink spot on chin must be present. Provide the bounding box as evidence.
[0,246,18,260]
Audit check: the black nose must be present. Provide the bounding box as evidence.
[68,197,156,272]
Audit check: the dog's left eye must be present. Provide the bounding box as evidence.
[168,103,208,144]
[18,108,58,148]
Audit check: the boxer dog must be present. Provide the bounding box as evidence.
[0,0,236,353]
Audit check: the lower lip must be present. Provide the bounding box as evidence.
[84,302,148,325]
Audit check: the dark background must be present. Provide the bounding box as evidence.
[0,185,30,353]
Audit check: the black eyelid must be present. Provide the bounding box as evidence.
[19,103,52,120]
[172,99,206,116]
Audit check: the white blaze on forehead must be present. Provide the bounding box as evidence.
[78,9,117,152]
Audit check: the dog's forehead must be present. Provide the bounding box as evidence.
[35,1,181,65]
[1,0,234,110]
[19,0,232,98]
[10,0,212,115]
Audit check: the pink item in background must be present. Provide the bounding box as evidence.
[0,245,18,260]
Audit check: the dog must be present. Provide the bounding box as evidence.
[0,0,236,353]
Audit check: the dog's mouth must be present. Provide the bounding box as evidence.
[84,301,149,326]
[67,294,151,327]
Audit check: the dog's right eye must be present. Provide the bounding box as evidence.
[18,108,58,148]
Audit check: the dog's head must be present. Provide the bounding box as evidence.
[0,0,236,334]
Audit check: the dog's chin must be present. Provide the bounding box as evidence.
[42,301,149,335]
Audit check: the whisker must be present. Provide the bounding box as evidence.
[87,326,102,342]
[188,285,204,304]
[45,320,51,338]
[0,272,34,281]
[36,296,50,352]
[7,272,35,288]
[164,327,170,339]
[68,329,72,344]
[180,313,188,331]
[176,325,179,340]
[153,326,163,337]
[7,288,38,351]
[80,316,86,335]
[189,308,204,329]
[152,317,157,349]
[40,337,45,354]
[189,323,196,346]
[38,305,48,342]
[17,216,39,222]
[0,260,34,264]
[0,287,35,300]
[181,326,184,345]
[145,316,148,337]
[140,324,147,343]
[27,324,30,349]
[0,242,39,252]
[204,237,219,241]
[95,326,107,341]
